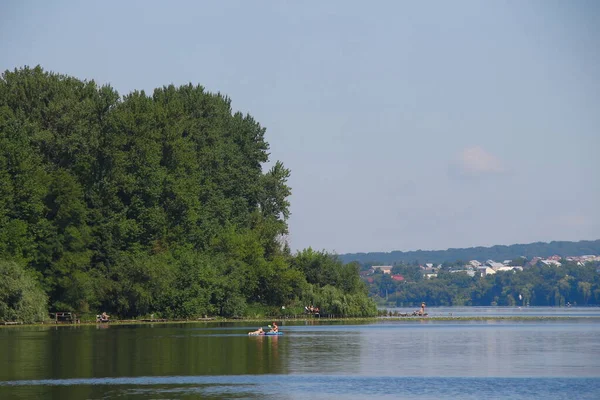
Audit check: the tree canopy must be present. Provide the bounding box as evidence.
[0,66,376,321]
[366,260,600,307]
[341,239,600,265]
[0,260,48,323]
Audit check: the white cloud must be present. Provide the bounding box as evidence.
[556,214,589,227]
[450,146,505,178]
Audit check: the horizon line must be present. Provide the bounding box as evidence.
[338,238,600,255]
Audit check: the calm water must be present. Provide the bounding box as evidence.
[387,305,600,317]
[1,311,599,399]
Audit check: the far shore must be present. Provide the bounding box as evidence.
[2,314,600,328]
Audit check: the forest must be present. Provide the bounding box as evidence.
[340,239,600,265]
[366,260,600,307]
[0,66,377,323]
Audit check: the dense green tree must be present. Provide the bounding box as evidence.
[0,66,376,319]
[366,262,600,307]
[391,264,423,281]
[341,240,600,265]
[0,260,48,323]
[291,249,375,316]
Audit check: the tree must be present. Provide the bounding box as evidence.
[578,282,592,305]
[0,260,48,323]
[1,66,378,319]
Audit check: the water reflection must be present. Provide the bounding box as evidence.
[2,375,600,400]
[386,306,600,317]
[1,319,599,399]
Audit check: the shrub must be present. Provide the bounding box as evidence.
[0,260,48,323]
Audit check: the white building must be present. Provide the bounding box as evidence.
[478,266,496,277]
[496,266,518,272]
[486,260,505,270]
[372,265,393,274]
[541,259,562,267]
[451,269,476,277]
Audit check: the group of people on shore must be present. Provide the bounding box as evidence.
[248,322,278,335]
[96,312,110,323]
[414,302,427,316]
[305,305,320,314]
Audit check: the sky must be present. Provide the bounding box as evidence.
[1,0,599,254]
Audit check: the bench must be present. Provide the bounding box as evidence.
[52,312,79,324]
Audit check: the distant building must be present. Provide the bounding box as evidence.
[372,265,393,274]
[486,260,505,270]
[566,255,600,265]
[422,266,437,274]
[541,259,561,267]
[450,269,476,277]
[496,266,517,272]
[391,274,404,282]
[469,260,482,268]
[528,257,542,266]
[478,266,496,277]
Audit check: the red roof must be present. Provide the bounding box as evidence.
[391,274,404,281]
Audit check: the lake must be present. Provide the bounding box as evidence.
[385,305,600,317]
[1,309,600,399]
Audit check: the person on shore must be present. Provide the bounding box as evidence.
[418,302,426,316]
[97,312,110,322]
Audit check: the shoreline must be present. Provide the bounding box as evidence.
[2,315,600,328]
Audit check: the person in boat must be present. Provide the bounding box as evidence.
[248,327,264,335]
[269,322,278,333]
[418,302,426,316]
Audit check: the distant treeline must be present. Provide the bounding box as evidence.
[340,240,600,266]
[0,66,376,323]
[367,260,600,307]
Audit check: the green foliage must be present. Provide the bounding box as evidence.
[0,66,372,320]
[391,264,423,282]
[341,240,600,265]
[365,261,600,307]
[292,249,377,316]
[0,260,48,323]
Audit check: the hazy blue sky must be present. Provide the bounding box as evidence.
[1,0,598,254]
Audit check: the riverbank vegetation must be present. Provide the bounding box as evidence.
[0,66,376,323]
[367,261,600,307]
